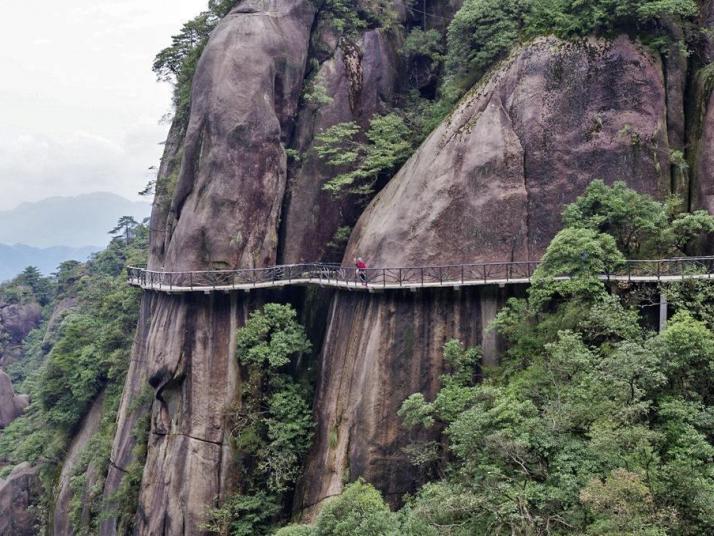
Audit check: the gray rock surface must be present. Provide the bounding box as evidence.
[0,369,29,428]
[151,0,316,272]
[347,36,670,266]
[101,3,318,533]
[0,300,42,368]
[298,36,674,514]
[53,391,106,535]
[280,28,400,263]
[0,462,41,536]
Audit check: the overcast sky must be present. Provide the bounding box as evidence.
[0,0,208,211]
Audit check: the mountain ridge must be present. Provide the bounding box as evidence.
[0,192,150,249]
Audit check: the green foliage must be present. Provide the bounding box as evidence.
[206,304,314,535]
[275,525,317,536]
[529,227,625,308]
[203,492,280,536]
[236,303,312,369]
[315,113,413,197]
[580,469,672,535]
[563,180,714,257]
[403,29,445,63]
[315,480,400,535]
[109,215,140,243]
[0,222,148,533]
[447,0,530,88]
[402,28,446,91]
[317,0,395,37]
[446,0,699,90]
[326,226,352,257]
[396,184,714,535]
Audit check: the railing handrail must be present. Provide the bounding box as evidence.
[127,255,714,275]
[126,256,714,293]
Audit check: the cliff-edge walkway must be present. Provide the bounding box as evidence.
[127,257,714,293]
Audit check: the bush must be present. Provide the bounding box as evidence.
[206,304,314,535]
[315,113,413,197]
[314,480,400,535]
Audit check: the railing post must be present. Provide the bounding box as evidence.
[399,268,402,287]
[421,268,424,287]
[383,268,386,288]
[461,265,464,284]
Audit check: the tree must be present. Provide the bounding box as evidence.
[152,1,237,123]
[315,114,414,197]
[445,0,699,92]
[562,180,714,258]
[314,480,400,536]
[205,304,314,535]
[109,216,139,244]
[396,182,714,535]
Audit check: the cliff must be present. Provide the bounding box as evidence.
[12,1,713,534]
[297,34,690,514]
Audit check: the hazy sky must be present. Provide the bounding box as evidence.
[0,0,208,211]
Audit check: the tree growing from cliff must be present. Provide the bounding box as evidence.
[153,0,238,122]
[393,183,714,535]
[315,113,413,197]
[274,480,401,536]
[563,180,714,258]
[204,303,314,536]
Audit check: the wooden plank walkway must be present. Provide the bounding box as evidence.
[127,258,714,293]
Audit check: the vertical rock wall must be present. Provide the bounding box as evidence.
[279,27,401,263]
[100,1,317,534]
[297,36,676,514]
[296,286,516,516]
[91,8,714,535]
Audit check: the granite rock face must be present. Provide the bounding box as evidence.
[0,369,29,428]
[296,286,509,516]
[94,14,714,536]
[279,27,401,263]
[0,463,41,536]
[297,36,675,514]
[52,392,106,535]
[100,1,317,533]
[347,36,671,267]
[151,0,316,272]
[0,300,42,368]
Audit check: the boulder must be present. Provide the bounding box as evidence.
[0,463,41,536]
[0,300,42,368]
[151,0,316,272]
[0,369,29,428]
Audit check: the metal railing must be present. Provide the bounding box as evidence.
[126,256,714,293]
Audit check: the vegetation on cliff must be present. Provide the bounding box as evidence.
[152,0,238,124]
[0,220,148,532]
[446,0,698,90]
[204,304,315,536]
[274,182,714,535]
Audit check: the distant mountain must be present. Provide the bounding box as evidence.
[0,244,99,282]
[0,192,151,248]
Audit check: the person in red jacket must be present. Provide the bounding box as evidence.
[354,257,368,285]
